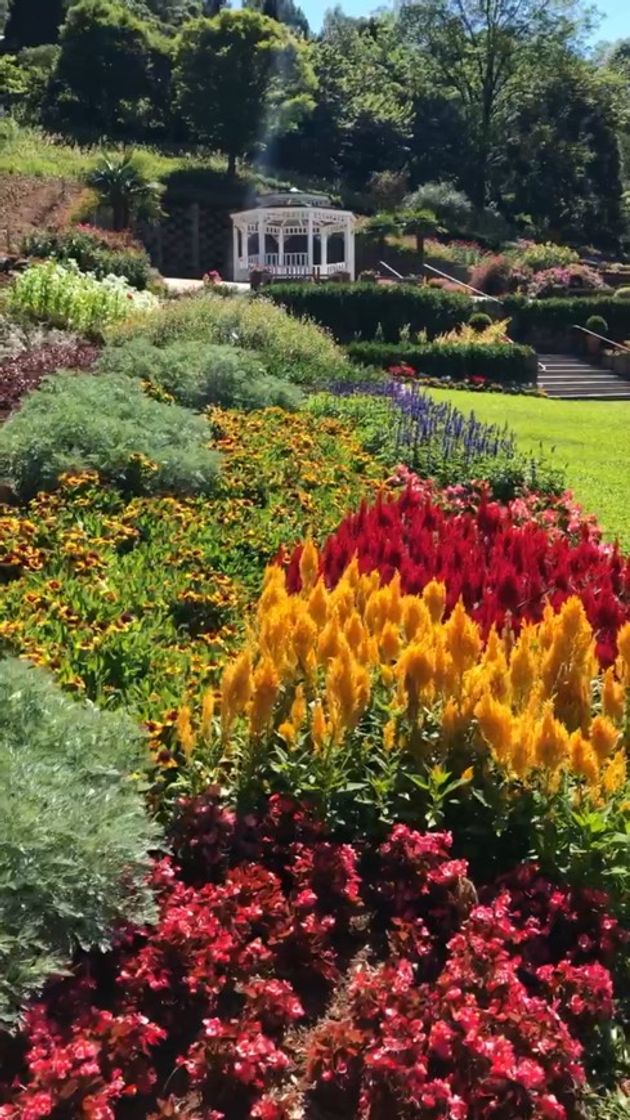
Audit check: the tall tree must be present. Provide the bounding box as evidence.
[174,9,315,175]
[274,12,412,187]
[243,0,308,37]
[51,0,170,137]
[397,0,591,207]
[4,0,65,48]
[498,56,624,245]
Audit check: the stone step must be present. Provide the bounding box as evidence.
[535,351,630,400]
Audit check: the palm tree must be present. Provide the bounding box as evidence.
[88,153,163,231]
[363,212,400,257]
[399,208,441,280]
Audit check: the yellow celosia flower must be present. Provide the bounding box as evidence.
[396,641,434,717]
[474,692,513,764]
[176,704,196,758]
[278,720,296,744]
[318,615,341,664]
[602,666,626,724]
[292,610,318,668]
[380,621,400,663]
[601,750,627,795]
[221,648,253,735]
[345,611,368,657]
[509,626,537,709]
[290,685,307,729]
[617,621,630,684]
[532,702,569,772]
[200,688,215,740]
[445,601,481,677]
[299,538,319,592]
[569,730,600,786]
[249,657,280,737]
[589,714,620,764]
[383,718,396,750]
[311,699,328,749]
[423,579,446,625]
[308,579,328,628]
[402,596,429,642]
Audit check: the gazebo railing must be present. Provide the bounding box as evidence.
[243,254,347,278]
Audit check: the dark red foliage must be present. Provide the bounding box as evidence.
[0,341,99,413]
[283,487,630,665]
[0,796,622,1120]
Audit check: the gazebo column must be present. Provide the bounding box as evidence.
[232,225,239,280]
[321,230,328,275]
[307,210,314,276]
[278,227,285,272]
[257,213,265,268]
[345,215,355,280]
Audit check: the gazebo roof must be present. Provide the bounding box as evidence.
[231,188,355,234]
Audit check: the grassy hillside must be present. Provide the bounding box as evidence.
[429,388,630,549]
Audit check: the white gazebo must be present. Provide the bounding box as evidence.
[231,189,356,281]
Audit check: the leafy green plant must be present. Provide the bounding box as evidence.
[87,151,164,230]
[97,338,304,410]
[508,241,579,273]
[0,371,221,499]
[613,287,630,301]
[107,292,353,386]
[265,282,473,343]
[0,657,159,1027]
[23,227,152,290]
[9,261,158,335]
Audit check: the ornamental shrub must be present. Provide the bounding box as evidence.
[511,240,580,273]
[347,339,537,382]
[503,297,630,343]
[0,657,158,1027]
[528,264,604,299]
[0,372,221,499]
[22,227,152,289]
[9,261,158,336]
[613,287,630,300]
[585,315,609,336]
[97,338,304,411]
[470,255,517,296]
[107,292,352,386]
[265,281,473,342]
[469,311,493,332]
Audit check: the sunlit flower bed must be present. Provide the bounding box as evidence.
[0,392,628,1120]
[0,794,624,1120]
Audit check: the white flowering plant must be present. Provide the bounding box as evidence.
[9,261,159,336]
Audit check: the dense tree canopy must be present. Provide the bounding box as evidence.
[1,0,627,247]
[174,8,315,175]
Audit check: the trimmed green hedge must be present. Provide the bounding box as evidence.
[266,282,473,342]
[503,296,630,342]
[347,340,538,383]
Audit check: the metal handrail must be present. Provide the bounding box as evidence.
[422,263,503,304]
[378,259,502,304]
[572,324,630,355]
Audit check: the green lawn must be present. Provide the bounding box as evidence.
[429,389,630,549]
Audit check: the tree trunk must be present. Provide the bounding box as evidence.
[227,151,237,177]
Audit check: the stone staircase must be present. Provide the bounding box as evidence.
[537,353,630,400]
